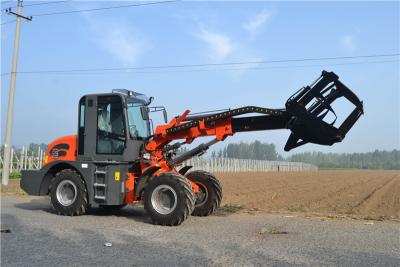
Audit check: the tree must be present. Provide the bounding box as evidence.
[217,141,279,160]
[288,149,400,170]
[211,140,399,170]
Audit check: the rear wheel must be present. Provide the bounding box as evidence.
[144,172,195,226]
[186,171,222,216]
[50,169,88,216]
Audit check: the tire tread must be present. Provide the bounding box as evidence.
[50,169,88,216]
[186,170,222,217]
[145,172,195,226]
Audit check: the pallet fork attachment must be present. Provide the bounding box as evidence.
[147,71,363,155]
[284,71,364,151]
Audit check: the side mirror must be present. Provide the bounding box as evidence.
[148,106,168,123]
[140,106,150,120]
[163,109,168,123]
[147,96,154,105]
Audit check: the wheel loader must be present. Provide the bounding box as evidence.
[21,71,363,226]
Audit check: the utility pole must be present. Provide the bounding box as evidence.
[2,0,31,185]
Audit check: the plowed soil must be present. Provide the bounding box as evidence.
[217,170,400,220]
[2,170,399,220]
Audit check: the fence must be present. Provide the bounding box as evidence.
[0,147,46,173]
[182,157,318,172]
[0,150,317,173]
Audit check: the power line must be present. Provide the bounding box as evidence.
[21,0,68,7]
[2,0,68,11]
[172,59,400,74]
[1,53,398,75]
[1,58,398,77]
[30,0,179,17]
[1,1,177,26]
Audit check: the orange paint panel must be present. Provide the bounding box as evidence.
[141,111,234,195]
[45,135,77,165]
[189,180,200,193]
[125,173,136,204]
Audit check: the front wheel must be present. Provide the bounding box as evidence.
[144,172,195,226]
[186,171,222,216]
[50,169,88,216]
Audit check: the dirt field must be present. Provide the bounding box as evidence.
[217,170,400,220]
[2,170,399,220]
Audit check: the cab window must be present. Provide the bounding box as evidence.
[127,101,149,139]
[78,97,85,155]
[96,96,126,154]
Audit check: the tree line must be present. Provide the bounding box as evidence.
[211,141,283,161]
[3,142,399,170]
[211,141,399,170]
[288,150,399,170]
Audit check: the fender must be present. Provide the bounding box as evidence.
[178,166,192,175]
[20,161,92,198]
[134,166,161,197]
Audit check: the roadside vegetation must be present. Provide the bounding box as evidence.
[211,141,399,170]
[9,172,21,179]
[2,142,399,173]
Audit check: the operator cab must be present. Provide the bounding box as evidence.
[77,89,152,162]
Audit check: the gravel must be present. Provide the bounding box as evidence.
[1,196,399,266]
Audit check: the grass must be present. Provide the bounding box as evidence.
[9,172,21,179]
[0,177,26,196]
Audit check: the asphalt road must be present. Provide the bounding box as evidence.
[1,196,399,267]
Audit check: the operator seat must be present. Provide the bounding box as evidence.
[97,109,112,153]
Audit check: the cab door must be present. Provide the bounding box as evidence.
[95,95,127,158]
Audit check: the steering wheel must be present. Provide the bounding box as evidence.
[98,130,125,141]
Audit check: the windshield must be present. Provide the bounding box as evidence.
[127,101,149,139]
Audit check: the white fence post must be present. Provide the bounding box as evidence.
[178,157,317,173]
[1,148,317,173]
[0,146,49,172]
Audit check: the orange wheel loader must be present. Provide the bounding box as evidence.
[20,71,363,226]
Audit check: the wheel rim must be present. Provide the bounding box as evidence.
[195,182,208,207]
[56,180,77,206]
[151,185,177,215]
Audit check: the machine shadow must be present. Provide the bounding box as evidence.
[13,198,54,212]
[14,198,151,224]
[86,206,151,224]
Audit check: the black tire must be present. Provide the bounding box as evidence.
[50,169,88,216]
[186,171,222,216]
[144,172,195,226]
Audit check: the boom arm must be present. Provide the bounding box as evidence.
[145,107,287,150]
[145,71,363,167]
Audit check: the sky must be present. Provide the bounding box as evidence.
[1,1,399,156]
